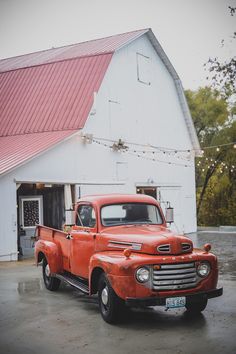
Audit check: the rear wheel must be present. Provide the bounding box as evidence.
[98,273,126,323]
[185,298,208,314]
[42,257,61,291]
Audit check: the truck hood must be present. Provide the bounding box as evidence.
[98,225,193,255]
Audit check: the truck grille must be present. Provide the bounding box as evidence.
[152,262,197,290]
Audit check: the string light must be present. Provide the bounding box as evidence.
[92,138,192,168]
[82,134,235,173]
[196,155,236,174]
[92,135,236,154]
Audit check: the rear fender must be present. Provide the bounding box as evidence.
[34,240,63,273]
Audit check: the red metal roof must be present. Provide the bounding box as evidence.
[0,29,148,73]
[0,54,112,136]
[0,29,149,175]
[0,130,77,175]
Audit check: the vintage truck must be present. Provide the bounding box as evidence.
[35,194,222,323]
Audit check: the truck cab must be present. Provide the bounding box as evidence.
[35,194,222,323]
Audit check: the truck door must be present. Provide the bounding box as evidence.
[70,203,97,279]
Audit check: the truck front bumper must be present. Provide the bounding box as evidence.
[125,287,223,307]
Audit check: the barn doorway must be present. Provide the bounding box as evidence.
[136,185,184,234]
[136,186,157,199]
[17,183,74,258]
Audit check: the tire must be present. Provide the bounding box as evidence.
[98,273,126,324]
[185,298,208,314]
[42,257,61,291]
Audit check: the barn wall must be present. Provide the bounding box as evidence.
[84,34,197,233]
[84,34,192,150]
[0,175,18,261]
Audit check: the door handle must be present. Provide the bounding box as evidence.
[66,234,73,240]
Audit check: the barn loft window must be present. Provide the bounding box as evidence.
[136,52,151,85]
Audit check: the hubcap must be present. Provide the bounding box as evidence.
[101,286,109,306]
[45,264,50,277]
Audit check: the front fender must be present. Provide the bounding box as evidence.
[89,251,136,276]
[34,240,63,273]
[89,252,137,299]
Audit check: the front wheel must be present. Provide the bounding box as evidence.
[185,298,208,314]
[98,273,126,323]
[42,258,61,291]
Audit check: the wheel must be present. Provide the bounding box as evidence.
[185,298,208,314]
[98,273,126,324]
[42,257,61,291]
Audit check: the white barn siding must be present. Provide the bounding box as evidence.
[85,35,192,150]
[0,176,18,260]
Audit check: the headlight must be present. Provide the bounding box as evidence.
[136,267,150,283]
[197,262,210,277]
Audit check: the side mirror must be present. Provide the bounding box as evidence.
[165,207,174,224]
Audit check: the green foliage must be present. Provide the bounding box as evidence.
[186,87,236,226]
[185,87,228,140]
[198,173,236,226]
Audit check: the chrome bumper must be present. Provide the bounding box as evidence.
[125,287,223,307]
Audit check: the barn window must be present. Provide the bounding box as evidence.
[20,196,43,229]
[136,52,151,85]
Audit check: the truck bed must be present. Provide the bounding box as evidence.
[36,224,67,241]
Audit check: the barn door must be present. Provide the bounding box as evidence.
[157,186,184,234]
[19,196,43,256]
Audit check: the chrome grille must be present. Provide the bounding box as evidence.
[181,243,191,252]
[157,244,170,253]
[153,262,197,290]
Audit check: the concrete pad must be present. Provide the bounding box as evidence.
[0,232,236,354]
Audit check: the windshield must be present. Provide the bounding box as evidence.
[101,203,163,226]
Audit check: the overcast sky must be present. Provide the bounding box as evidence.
[0,0,235,90]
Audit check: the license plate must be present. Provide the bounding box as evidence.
[166,296,186,308]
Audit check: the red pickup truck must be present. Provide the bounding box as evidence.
[35,194,222,323]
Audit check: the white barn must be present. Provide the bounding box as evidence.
[0,29,200,261]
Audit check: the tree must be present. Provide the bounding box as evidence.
[205,6,236,98]
[185,87,236,223]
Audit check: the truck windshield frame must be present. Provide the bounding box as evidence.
[101,202,163,227]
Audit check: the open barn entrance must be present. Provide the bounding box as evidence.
[16,183,74,258]
[136,186,157,199]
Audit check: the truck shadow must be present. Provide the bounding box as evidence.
[25,280,207,330]
[67,286,207,330]
[117,307,207,330]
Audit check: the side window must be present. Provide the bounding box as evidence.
[136,52,151,85]
[76,205,96,228]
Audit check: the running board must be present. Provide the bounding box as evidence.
[54,273,89,294]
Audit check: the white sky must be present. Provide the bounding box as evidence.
[0,0,235,90]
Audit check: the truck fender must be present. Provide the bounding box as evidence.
[35,240,63,274]
[89,253,119,295]
[89,253,135,299]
